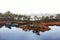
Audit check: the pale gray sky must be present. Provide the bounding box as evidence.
[0,0,60,15]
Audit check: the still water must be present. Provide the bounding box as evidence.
[0,26,60,40]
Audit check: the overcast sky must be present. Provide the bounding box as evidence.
[0,0,60,15]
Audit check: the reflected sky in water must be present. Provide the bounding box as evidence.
[0,26,60,40]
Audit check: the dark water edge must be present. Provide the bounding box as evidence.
[0,26,60,40]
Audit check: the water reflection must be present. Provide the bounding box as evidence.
[0,23,60,40]
[19,26,51,35]
[0,23,51,35]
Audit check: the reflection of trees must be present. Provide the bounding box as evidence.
[5,24,11,29]
[33,30,40,35]
[0,24,4,28]
[0,23,51,36]
[0,23,19,29]
[19,25,50,36]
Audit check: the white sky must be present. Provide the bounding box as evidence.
[0,0,60,15]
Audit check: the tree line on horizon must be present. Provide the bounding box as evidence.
[0,11,60,22]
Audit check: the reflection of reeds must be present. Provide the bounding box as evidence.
[19,24,50,32]
[0,21,52,36]
[18,25,51,35]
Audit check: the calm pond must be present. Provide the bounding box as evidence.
[0,25,60,40]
